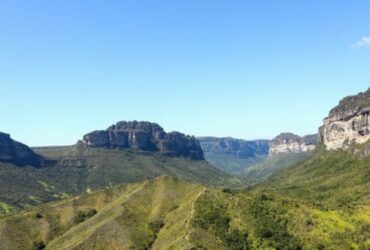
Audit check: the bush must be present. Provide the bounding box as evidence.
[73,208,97,224]
[33,241,46,250]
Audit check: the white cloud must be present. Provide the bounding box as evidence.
[355,36,370,48]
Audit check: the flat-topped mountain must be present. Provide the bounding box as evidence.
[198,137,270,157]
[0,132,42,167]
[80,121,204,160]
[269,133,317,155]
[320,87,370,150]
[198,137,270,174]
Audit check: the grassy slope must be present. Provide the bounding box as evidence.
[250,147,370,249]
[0,146,241,213]
[0,177,205,250]
[204,154,267,175]
[255,147,370,209]
[241,152,311,185]
[0,175,368,250]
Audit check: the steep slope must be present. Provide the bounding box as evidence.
[81,121,204,160]
[320,87,370,150]
[198,137,270,174]
[0,145,239,213]
[0,177,204,250]
[1,176,368,250]
[269,133,317,155]
[0,132,43,167]
[241,133,316,184]
[241,151,311,184]
[255,146,370,209]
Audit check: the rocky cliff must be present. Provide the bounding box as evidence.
[198,137,270,158]
[319,87,370,150]
[197,137,270,174]
[80,121,204,160]
[269,133,317,155]
[0,132,42,167]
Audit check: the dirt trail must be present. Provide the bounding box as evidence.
[185,187,206,241]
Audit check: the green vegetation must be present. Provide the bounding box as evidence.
[0,146,241,213]
[241,152,311,185]
[0,173,368,249]
[255,147,370,209]
[204,154,267,175]
[0,177,206,250]
[1,139,369,249]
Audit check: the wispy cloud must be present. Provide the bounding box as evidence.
[354,36,370,48]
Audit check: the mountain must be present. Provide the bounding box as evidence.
[0,132,43,167]
[256,88,370,206]
[82,121,204,160]
[198,137,270,174]
[319,87,370,150]
[0,176,367,250]
[269,133,317,155]
[241,151,311,184]
[241,133,317,184]
[249,89,370,248]
[0,122,240,213]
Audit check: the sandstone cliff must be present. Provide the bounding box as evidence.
[269,133,317,155]
[80,121,204,160]
[319,87,370,150]
[0,132,42,167]
[197,137,270,174]
[198,137,270,158]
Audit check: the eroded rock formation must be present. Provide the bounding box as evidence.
[269,133,317,155]
[319,88,370,150]
[80,121,204,160]
[0,132,42,167]
[198,137,270,158]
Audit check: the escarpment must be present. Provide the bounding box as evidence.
[0,132,43,167]
[269,133,317,155]
[319,87,370,150]
[80,121,204,160]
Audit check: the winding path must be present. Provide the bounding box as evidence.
[185,187,206,241]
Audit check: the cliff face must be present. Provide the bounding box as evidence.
[81,121,204,160]
[198,137,270,158]
[197,137,270,174]
[269,133,317,155]
[0,132,42,167]
[319,88,370,150]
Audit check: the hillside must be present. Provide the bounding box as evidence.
[0,145,240,213]
[241,152,311,185]
[240,133,316,184]
[0,132,43,167]
[198,137,270,174]
[0,176,368,250]
[254,145,370,209]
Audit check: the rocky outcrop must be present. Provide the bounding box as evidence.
[269,133,317,155]
[319,88,370,150]
[198,137,270,158]
[80,121,204,160]
[0,132,42,167]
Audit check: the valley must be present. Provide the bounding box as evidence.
[0,88,370,249]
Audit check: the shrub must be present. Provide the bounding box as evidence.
[73,208,97,224]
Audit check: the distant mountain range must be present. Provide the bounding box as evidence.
[1,88,370,249]
[198,137,270,174]
[0,122,239,212]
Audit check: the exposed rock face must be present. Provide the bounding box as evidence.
[319,88,370,150]
[81,121,204,160]
[269,133,317,155]
[0,132,42,167]
[198,137,270,158]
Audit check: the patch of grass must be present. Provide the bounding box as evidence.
[0,147,241,212]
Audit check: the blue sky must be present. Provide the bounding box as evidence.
[1,0,370,146]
